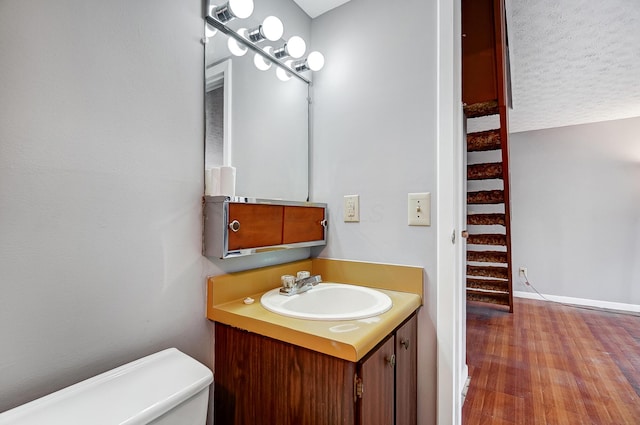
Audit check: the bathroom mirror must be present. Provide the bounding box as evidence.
[204,1,311,201]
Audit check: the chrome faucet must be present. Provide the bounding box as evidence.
[279,274,322,296]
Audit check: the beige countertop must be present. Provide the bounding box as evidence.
[207,258,424,362]
[210,287,421,362]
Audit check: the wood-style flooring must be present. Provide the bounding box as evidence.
[463,298,640,425]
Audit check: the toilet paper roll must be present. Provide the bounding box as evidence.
[219,166,236,197]
[205,167,220,196]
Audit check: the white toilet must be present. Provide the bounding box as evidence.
[0,348,213,425]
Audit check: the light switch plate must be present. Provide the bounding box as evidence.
[408,192,431,226]
[343,195,360,222]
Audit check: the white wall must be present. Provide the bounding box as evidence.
[510,116,640,304]
[310,0,439,423]
[0,0,310,415]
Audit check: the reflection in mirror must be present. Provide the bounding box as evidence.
[204,0,311,201]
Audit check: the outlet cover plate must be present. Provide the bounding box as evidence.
[343,195,360,222]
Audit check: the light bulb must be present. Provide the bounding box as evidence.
[228,0,254,19]
[254,46,273,71]
[261,16,283,41]
[307,51,325,71]
[286,36,306,59]
[276,62,292,81]
[205,24,217,38]
[228,29,248,56]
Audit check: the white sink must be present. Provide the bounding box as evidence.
[260,283,392,321]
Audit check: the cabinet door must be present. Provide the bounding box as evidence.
[358,336,395,425]
[282,205,325,244]
[395,315,418,425]
[227,203,283,250]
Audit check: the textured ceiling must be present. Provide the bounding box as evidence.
[507,0,640,133]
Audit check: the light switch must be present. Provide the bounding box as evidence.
[343,195,360,222]
[408,192,430,226]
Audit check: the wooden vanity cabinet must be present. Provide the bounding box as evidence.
[356,314,418,425]
[213,313,417,425]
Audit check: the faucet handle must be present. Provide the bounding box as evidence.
[296,271,311,280]
[281,275,295,289]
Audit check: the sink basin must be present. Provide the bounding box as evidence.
[260,283,392,321]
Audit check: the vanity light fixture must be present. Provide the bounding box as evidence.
[247,16,284,42]
[213,0,254,23]
[205,10,324,84]
[291,51,325,72]
[273,36,306,59]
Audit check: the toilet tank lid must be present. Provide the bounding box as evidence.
[0,348,213,425]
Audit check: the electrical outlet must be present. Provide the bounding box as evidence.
[519,266,527,277]
[343,195,360,222]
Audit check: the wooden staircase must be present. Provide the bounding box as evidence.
[465,120,513,310]
[462,0,513,312]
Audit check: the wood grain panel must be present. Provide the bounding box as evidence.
[214,323,356,425]
[227,203,283,250]
[282,206,325,244]
[463,299,640,424]
[462,0,498,105]
[395,316,418,425]
[358,336,395,425]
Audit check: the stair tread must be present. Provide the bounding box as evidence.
[464,100,499,118]
[468,162,503,180]
[467,129,502,152]
[467,213,506,226]
[467,233,507,246]
[467,190,504,204]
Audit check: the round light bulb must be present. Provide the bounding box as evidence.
[287,36,306,59]
[307,51,325,71]
[228,0,254,19]
[276,62,292,81]
[261,16,283,41]
[254,46,273,71]
[228,28,248,56]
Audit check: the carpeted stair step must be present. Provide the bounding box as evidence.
[463,100,499,118]
[468,162,503,180]
[467,265,509,279]
[467,233,507,246]
[467,278,509,292]
[467,129,501,152]
[467,213,506,226]
[467,289,510,306]
[467,250,508,264]
[467,190,504,204]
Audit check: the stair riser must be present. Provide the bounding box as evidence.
[467,251,508,263]
[467,163,503,180]
[466,291,510,306]
[467,129,502,152]
[467,234,507,246]
[467,190,504,204]
[467,266,509,279]
[467,279,509,292]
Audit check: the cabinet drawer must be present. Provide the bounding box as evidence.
[227,203,284,250]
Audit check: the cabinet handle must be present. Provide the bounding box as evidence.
[228,220,241,232]
[385,354,396,367]
[400,339,410,350]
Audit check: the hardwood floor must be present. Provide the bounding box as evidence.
[463,298,640,424]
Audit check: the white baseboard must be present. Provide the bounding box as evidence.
[514,290,640,313]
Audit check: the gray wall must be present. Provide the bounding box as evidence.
[510,116,640,304]
[0,0,309,414]
[310,0,439,423]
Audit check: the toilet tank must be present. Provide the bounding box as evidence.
[0,348,213,425]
